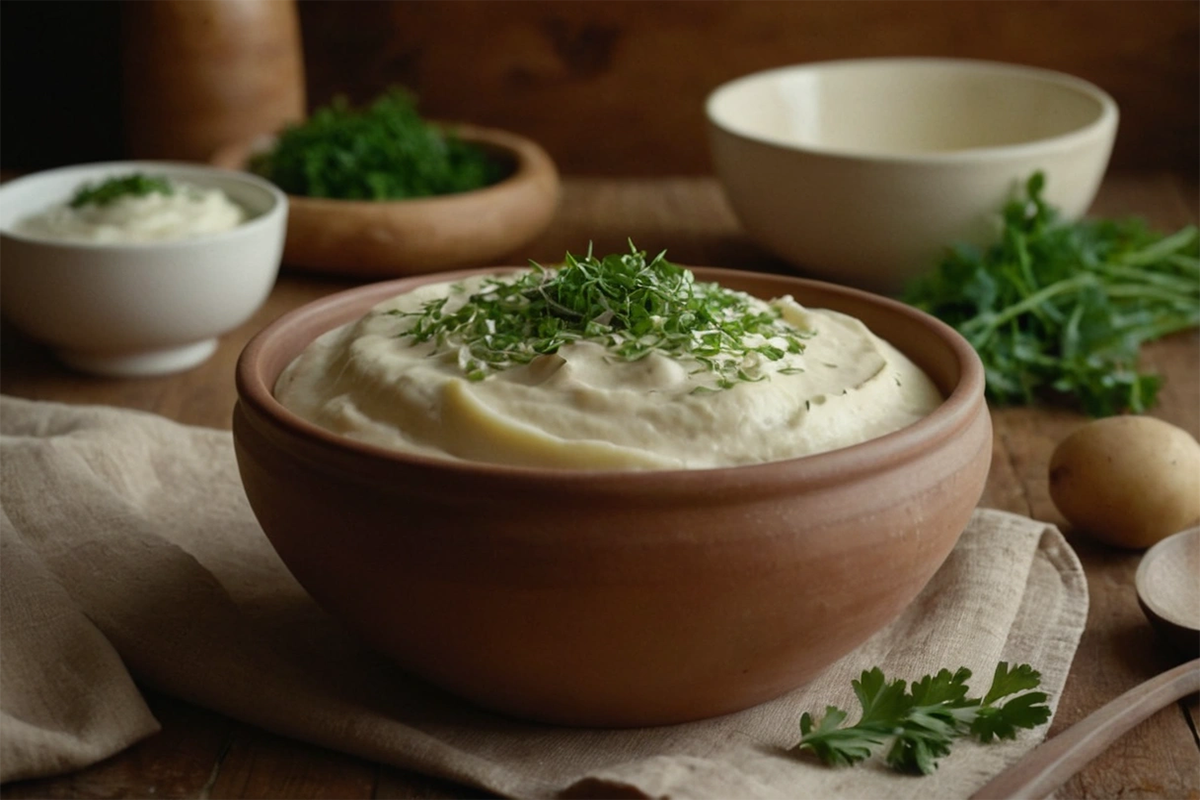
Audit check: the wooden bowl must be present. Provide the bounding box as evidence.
[1136,526,1200,657]
[232,268,992,726]
[211,124,560,277]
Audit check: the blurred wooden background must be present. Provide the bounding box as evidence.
[2,0,1197,176]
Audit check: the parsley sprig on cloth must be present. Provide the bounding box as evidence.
[795,662,1050,775]
[904,173,1199,416]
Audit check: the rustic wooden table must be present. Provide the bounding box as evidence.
[2,174,1197,799]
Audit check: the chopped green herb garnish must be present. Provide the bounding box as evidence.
[69,173,173,208]
[904,172,1200,417]
[394,242,812,388]
[249,87,510,200]
[795,662,1050,775]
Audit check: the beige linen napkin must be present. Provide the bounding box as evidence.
[0,396,1088,798]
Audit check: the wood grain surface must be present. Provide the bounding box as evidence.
[295,0,1200,177]
[1,173,1197,799]
[120,0,306,162]
[2,2,1197,176]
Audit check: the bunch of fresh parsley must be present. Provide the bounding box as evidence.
[903,173,1199,416]
[795,662,1050,775]
[249,88,510,201]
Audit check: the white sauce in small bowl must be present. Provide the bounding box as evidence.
[15,180,245,244]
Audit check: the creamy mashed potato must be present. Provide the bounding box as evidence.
[276,271,944,470]
[17,180,245,244]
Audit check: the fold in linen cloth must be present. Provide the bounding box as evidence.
[0,396,1089,798]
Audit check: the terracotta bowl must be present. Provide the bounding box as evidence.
[211,124,560,278]
[233,267,992,727]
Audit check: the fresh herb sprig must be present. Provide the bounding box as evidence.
[904,172,1200,417]
[795,662,1050,775]
[250,88,509,200]
[69,173,173,208]
[395,242,811,388]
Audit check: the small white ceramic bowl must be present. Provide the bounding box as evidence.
[706,58,1119,293]
[0,161,287,376]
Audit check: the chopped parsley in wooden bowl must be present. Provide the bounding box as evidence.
[211,88,559,278]
[248,89,513,201]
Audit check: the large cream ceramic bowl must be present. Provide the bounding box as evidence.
[707,58,1118,293]
[233,267,992,727]
[0,162,286,376]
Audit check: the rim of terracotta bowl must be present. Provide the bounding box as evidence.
[0,160,287,251]
[236,266,986,496]
[210,122,558,212]
[705,56,1118,166]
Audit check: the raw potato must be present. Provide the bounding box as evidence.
[1048,416,1200,549]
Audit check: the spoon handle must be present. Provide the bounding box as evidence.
[970,658,1200,800]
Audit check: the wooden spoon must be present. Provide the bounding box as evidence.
[971,527,1200,800]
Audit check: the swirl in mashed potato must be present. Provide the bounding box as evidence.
[275,271,943,471]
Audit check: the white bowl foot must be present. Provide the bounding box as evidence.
[57,338,219,377]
